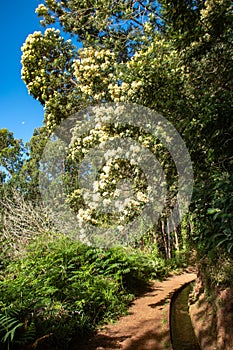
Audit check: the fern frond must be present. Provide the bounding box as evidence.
[0,314,24,343]
[15,321,36,345]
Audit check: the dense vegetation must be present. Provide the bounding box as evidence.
[0,0,232,348]
[0,234,176,349]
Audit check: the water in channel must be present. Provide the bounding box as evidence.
[170,282,201,350]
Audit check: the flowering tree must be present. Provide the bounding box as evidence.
[21,0,233,255]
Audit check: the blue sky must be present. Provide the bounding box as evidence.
[0,1,44,143]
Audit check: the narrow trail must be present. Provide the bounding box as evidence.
[80,269,197,350]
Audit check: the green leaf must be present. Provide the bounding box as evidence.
[207,208,221,215]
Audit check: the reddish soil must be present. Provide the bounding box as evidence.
[79,269,197,350]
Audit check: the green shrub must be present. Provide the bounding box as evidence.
[193,171,233,256]
[0,234,168,349]
[199,254,233,291]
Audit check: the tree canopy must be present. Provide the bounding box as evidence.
[19,0,233,254]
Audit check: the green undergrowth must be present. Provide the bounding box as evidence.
[198,252,233,292]
[0,234,179,350]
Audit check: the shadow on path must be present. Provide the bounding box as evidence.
[78,271,197,350]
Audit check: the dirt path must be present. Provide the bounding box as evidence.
[80,269,197,350]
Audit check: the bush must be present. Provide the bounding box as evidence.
[198,253,233,291]
[0,189,55,261]
[0,234,168,349]
[193,171,233,256]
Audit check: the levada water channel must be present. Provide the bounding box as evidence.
[170,282,201,350]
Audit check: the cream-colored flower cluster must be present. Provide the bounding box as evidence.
[72,32,179,105]
[67,109,153,228]
[21,28,76,130]
[200,0,232,38]
[73,47,117,100]
[21,28,73,102]
[73,44,146,102]
[36,3,49,16]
